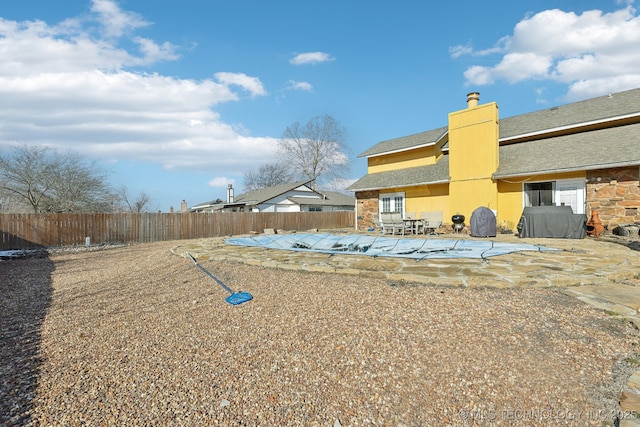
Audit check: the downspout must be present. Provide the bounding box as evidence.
[354,197,358,230]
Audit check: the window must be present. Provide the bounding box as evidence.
[523,179,585,214]
[524,182,554,207]
[381,196,391,213]
[379,192,405,215]
[309,206,322,212]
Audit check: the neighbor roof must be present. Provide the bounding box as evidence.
[288,191,355,206]
[235,179,315,205]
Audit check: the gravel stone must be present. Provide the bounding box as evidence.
[1,240,638,426]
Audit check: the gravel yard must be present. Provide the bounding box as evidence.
[1,240,638,426]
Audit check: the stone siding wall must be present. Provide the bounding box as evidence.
[355,190,379,230]
[587,166,640,227]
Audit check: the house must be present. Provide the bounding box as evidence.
[190,180,355,213]
[348,88,640,232]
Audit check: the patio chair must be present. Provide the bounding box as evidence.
[420,211,443,235]
[381,212,405,235]
[380,213,395,234]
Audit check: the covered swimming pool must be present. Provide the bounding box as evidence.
[225,233,558,260]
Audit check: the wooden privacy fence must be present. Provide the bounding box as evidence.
[0,211,355,249]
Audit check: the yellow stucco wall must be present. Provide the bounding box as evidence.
[367,146,437,173]
[448,103,499,181]
[448,180,498,223]
[404,184,449,217]
[447,102,499,222]
[495,180,522,231]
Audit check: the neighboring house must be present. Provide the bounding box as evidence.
[348,88,640,232]
[190,180,355,213]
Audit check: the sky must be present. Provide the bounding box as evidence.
[1,0,640,211]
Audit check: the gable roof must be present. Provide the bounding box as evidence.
[288,191,355,206]
[349,121,640,191]
[349,87,640,191]
[500,87,640,141]
[358,126,448,158]
[359,87,640,158]
[348,158,450,192]
[190,179,315,210]
[494,122,640,178]
[234,179,316,205]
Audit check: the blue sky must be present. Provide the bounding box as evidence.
[2,0,640,211]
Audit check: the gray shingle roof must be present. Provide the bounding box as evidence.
[500,87,640,139]
[358,126,448,158]
[347,158,450,191]
[494,122,640,178]
[289,191,355,206]
[317,191,356,205]
[351,87,640,190]
[360,87,640,158]
[235,179,314,204]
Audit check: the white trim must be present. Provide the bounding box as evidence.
[365,142,435,159]
[351,179,449,193]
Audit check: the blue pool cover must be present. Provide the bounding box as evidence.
[225,233,558,260]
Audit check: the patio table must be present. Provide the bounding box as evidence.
[403,218,421,235]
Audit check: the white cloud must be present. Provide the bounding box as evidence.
[90,0,149,38]
[285,80,313,92]
[534,87,549,105]
[454,5,640,100]
[449,44,473,59]
[450,36,510,59]
[0,0,276,176]
[133,37,179,64]
[289,51,334,65]
[565,75,640,99]
[214,72,267,97]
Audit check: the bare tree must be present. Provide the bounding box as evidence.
[116,185,153,213]
[47,153,115,212]
[0,146,53,212]
[277,115,350,189]
[0,145,115,213]
[243,162,293,191]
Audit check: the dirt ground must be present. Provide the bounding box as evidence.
[1,240,639,426]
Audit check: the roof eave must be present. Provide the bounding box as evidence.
[500,111,640,143]
[359,130,448,159]
[349,179,450,192]
[358,142,434,159]
[493,159,640,180]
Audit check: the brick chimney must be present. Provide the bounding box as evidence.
[180,200,187,212]
[467,92,480,108]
